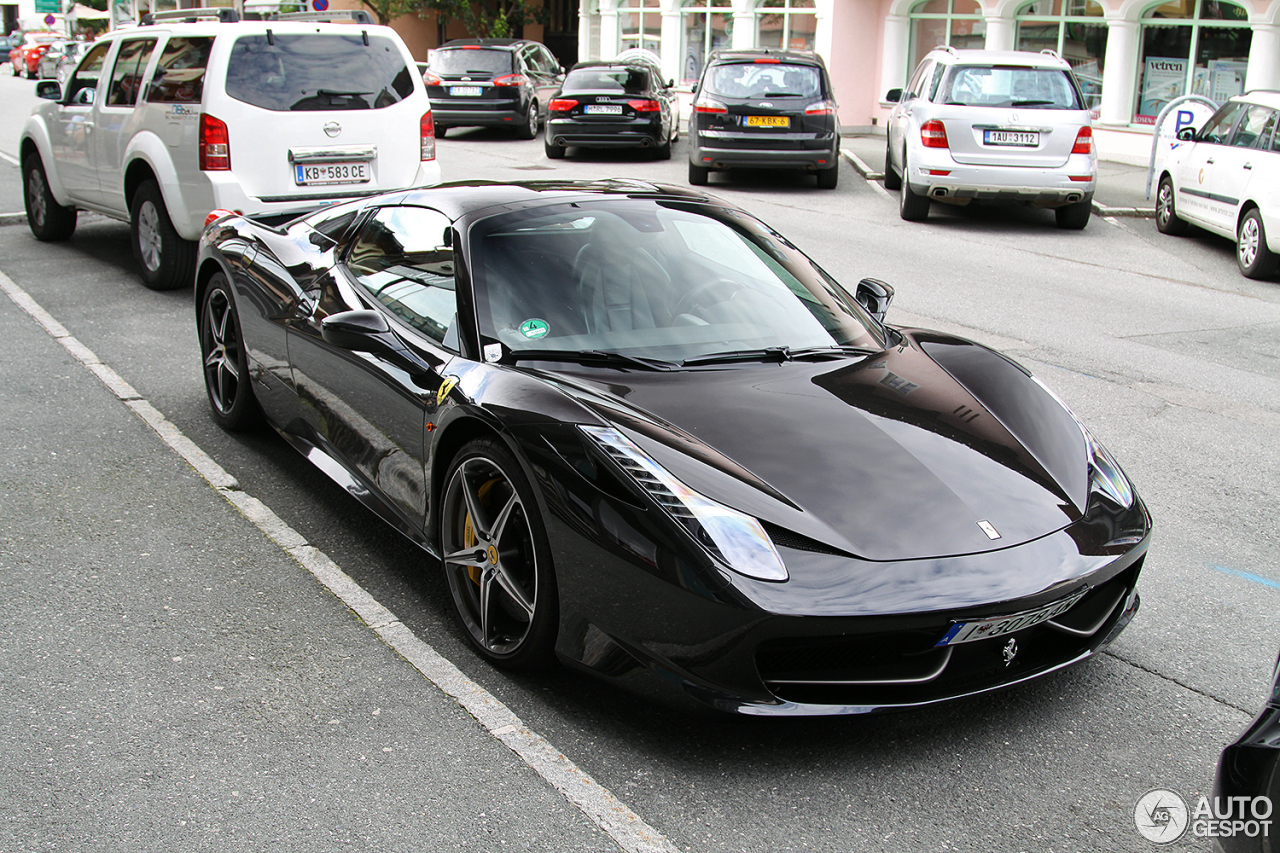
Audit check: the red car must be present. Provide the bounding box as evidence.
[9,33,61,79]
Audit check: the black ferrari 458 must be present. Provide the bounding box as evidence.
[195,179,1150,715]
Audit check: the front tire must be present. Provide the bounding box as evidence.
[199,273,263,431]
[1237,208,1279,280]
[1155,175,1189,236]
[898,154,930,221]
[516,102,539,140]
[1055,199,1092,230]
[23,153,77,242]
[130,179,195,291]
[439,439,558,670]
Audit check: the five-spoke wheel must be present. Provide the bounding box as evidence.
[199,273,262,430]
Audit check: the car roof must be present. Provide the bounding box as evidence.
[927,47,1072,69]
[104,14,398,38]
[391,179,721,222]
[1232,89,1280,110]
[569,60,655,72]
[708,48,826,68]
[437,38,536,51]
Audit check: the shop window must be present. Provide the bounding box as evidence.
[1015,0,1107,116]
[681,0,733,84]
[755,0,817,52]
[619,0,663,56]
[906,0,985,83]
[1135,0,1250,125]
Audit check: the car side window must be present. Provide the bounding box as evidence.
[347,206,459,350]
[146,36,213,104]
[1227,105,1272,148]
[65,41,111,105]
[927,62,947,101]
[106,38,157,107]
[1198,102,1244,145]
[905,60,931,98]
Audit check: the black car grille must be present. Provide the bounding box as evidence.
[756,562,1141,707]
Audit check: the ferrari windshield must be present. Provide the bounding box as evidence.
[469,199,884,363]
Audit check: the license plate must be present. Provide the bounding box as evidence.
[935,587,1089,646]
[449,86,482,97]
[584,104,623,115]
[984,130,1039,147]
[294,162,370,186]
[746,115,790,128]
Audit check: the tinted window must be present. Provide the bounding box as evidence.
[429,48,513,76]
[347,206,458,348]
[146,36,213,104]
[940,65,1083,109]
[703,62,822,99]
[226,34,414,112]
[562,66,650,95]
[1198,102,1244,144]
[106,38,156,107]
[1228,105,1275,149]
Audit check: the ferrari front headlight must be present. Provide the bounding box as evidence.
[1086,428,1134,509]
[581,425,788,582]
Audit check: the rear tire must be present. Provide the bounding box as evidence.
[1237,208,1279,280]
[898,155,930,221]
[516,102,539,139]
[545,138,565,159]
[653,132,672,160]
[199,273,263,431]
[816,164,838,189]
[1155,175,1189,236]
[688,162,710,186]
[882,140,902,191]
[130,179,195,291]
[23,153,77,242]
[434,124,448,138]
[1055,199,1092,230]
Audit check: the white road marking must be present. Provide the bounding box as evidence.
[0,267,680,853]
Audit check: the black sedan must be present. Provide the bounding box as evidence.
[1213,650,1279,852]
[196,180,1150,716]
[544,59,677,160]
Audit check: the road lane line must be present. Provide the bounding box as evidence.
[0,267,681,853]
[1211,564,1280,591]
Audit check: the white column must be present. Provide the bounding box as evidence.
[1098,18,1138,127]
[661,10,682,84]
[985,15,1015,51]
[1246,24,1280,92]
[880,14,910,97]
[578,0,594,61]
[732,9,754,49]
[814,0,833,60]
[600,5,620,59]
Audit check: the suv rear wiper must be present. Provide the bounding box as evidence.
[504,349,677,371]
[317,89,372,97]
[1011,99,1054,106]
[681,345,874,366]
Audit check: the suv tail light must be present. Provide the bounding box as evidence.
[423,71,442,86]
[199,114,231,171]
[493,74,528,87]
[549,98,579,112]
[1072,126,1093,155]
[692,99,728,114]
[920,120,949,149]
[421,112,436,161]
[628,99,660,112]
[805,99,837,115]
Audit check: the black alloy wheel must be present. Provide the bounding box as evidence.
[23,153,77,242]
[130,179,196,291]
[440,439,557,670]
[1155,175,1189,236]
[1238,208,1279,280]
[199,273,263,431]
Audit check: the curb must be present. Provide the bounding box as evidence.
[0,212,28,227]
[842,150,1157,219]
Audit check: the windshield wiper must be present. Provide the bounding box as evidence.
[317,89,372,98]
[1011,99,1054,106]
[681,345,874,367]
[504,349,677,371]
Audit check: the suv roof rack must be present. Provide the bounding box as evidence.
[933,44,960,56]
[1040,48,1063,59]
[265,9,374,24]
[141,6,239,24]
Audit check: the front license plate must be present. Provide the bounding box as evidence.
[746,115,790,128]
[584,104,623,115]
[294,162,370,186]
[449,86,482,97]
[984,130,1039,147]
[935,587,1089,646]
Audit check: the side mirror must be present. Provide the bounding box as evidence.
[855,278,895,324]
[321,309,439,378]
[885,88,903,103]
[36,79,60,100]
[1176,126,1197,141]
[691,81,699,94]
[667,78,675,89]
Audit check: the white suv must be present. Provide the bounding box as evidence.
[20,8,441,290]
[884,47,1097,229]
[1155,90,1280,280]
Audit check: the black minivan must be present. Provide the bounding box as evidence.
[688,49,840,189]
[424,38,563,139]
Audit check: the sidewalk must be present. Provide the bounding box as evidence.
[840,133,1157,217]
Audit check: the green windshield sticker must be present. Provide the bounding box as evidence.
[519,318,550,339]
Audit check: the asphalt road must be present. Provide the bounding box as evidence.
[2,69,1279,852]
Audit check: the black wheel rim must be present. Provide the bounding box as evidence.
[441,456,538,656]
[201,287,243,416]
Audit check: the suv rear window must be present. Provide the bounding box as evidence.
[703,62,822,99]
[225,33,415,111]
[429,48,513,76]
[146,36,213,104]
[562,66,650,94]
[939,65,1082,110]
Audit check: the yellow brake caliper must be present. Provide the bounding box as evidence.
[464,478,500,586]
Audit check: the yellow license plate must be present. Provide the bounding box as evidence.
[746,116,790,128]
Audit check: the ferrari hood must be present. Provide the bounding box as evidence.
[557,332,1090,562]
